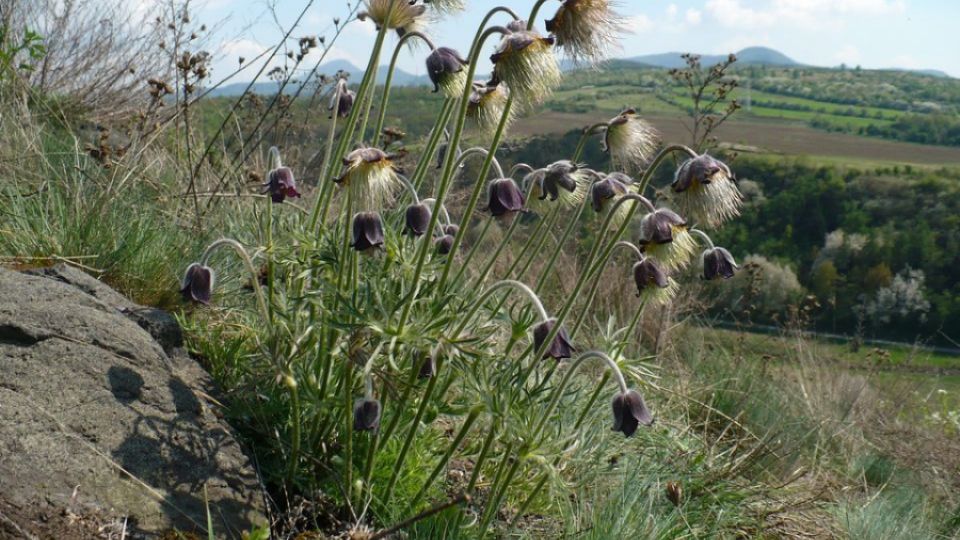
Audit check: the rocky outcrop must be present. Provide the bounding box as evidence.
[0,265,266,538]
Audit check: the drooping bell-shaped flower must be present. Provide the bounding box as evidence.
[632,257,678,306]
[417,353,436,379]
[262,165,301,203]
[404,203,432,237]
[486,177,526,224]
[426,47,469,98]
[611,389,653,437]
[336,147,401,210]
[533,319,575,360]
[540,160,590,208]
[329,78,356,119]
[351,211,385,252]
[671,154,742,228]
[180,263,215,304]
[353,397,382,432]
[490,27,561,107]
[435,234,455,254]
[358,0,426,37]
[589,173,635,229]
[545,0,624,65]
[467,80,513,137]
[638,209,697,271]
[702,246,739,280]
[443,223,460,237]
[603,108,659,173]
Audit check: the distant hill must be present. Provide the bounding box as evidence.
[626,47,799,69]
[207,59,429,97]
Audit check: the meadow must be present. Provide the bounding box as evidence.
[2,1,959,538]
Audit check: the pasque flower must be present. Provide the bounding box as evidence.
[336,147,401,210]
[181,263,215,304]
[702,246,738,280]
[611,389,654,437]
[590,172,635,229]
[329,78,355,119]
[404,203,432,237]
[358,0,426,37]
[528,160,591,211]
[353,397,382,431]
[545,0,624,65]
[490,27,561,107]
[533,319,575,360]
[262,165,301,203]
[486,177,526,224]
[435,234,455,254]
[426,47,469,98]
[467,80,513,136]
[632,257,678,306]
[603,108,659,172]
[638,208,697,271]
[671,153,742,228]
[351,212,385,252]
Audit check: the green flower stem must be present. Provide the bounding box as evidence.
[265,197,275,323]
[334,191,355,301]
[533,185,595,294]
[453,279,550,337]
[509,473,549,530]
[199,238,270,323]
[396,174,420,204]
[375,354,422,447]
[362,386,387,504]
[408,406,482,510]
[451,146,506,182]
[469,213,523,289]
[569,240,644,338]
[308,82,342,229]
[571,123,608,162]
[508,205,560,280]
[286,378,302,484]
[614,299,648,358]
[356,1,400,144]
[372,31,437,147]
[690,228,715,249]
[575,370,612,430]
[478,455,522,536]
[450,422,498,531]
[343,358,355,498]
[409,98,456,191]
[383,358,444,503]
[312,5,392,226]
[396,24,510,333]
[525,0,552,30]
[533,351,628,440]
[449,217,493,286]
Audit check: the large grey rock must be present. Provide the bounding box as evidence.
[0,266,267,538]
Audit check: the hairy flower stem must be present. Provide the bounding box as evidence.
[572,123,608,162]
[451,422,498,530]
[470,214,523,289]
[690,228,716,249]
[361,388,386,504]
[311,5,393,227]
[200,238,270,323]
[478,456,522,536]
[408,407,482,510]
[309,84,342,229]
[452,146,506,183]
[569,241,645,337]
[454,279,550,337]
[343,359,355,500]
[383,358,444,503]
[533,189,593,294]
[286,379,302,484]
[509,206,560,279]
[450,217,493,286]
[409,99,456,191]
[266,197,275,323]
[377,354,424,446]
[373,31,437,147]
[396,24,510,333]
[534,351,628,439]
[614,299,648,357]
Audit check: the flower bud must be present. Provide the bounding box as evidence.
[611,389,653,437]
[443,224,460,236]
[351,212,385,252]
[702,247,738,280]
[486,178,526,222]
[426,47,469,98]
[262,166,301,203]
[532,319,575,360]
[353,397,382,432]
[180,263,215,304]
[404,203,432,237]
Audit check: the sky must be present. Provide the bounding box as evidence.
[178,0,960,83]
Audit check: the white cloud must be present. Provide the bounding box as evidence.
[625,14,654,33]
[685,8,703,25]
[666,4,679,18]
[705,0,906,29]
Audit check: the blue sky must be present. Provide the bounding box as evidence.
[186,0,960,82]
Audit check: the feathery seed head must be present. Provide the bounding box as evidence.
[603,108,659,172]
[546,0,624,65]
[671,154,742,228]
[490,28,561,107]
